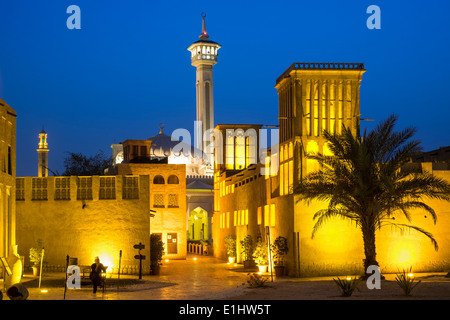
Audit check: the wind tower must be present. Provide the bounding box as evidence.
[37,128,49,177]
[187,13,221,166]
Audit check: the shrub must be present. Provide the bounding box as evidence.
[240,235,254,262]
[333,276,361,297]
[395,267,421,296]
[224,235,236,258]
[271,236,288,266]
[247,273,268,288]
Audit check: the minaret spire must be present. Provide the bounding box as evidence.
[199,12,209,40]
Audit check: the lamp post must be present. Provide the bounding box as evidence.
[149,210,156,274]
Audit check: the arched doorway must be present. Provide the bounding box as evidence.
[188,207,209,241]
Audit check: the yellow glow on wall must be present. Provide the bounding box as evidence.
[388,240,418,268]
[314,222,356,255]
[306,141,319,174]
[96,254,114,272]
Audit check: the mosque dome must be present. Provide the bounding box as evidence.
[148,124,205,160]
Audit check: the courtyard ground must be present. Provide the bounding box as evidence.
[1,254,449,301]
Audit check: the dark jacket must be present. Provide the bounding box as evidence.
[90,263,106,283]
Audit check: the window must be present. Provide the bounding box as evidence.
[234,131,245,170]
[245,131,257,167]
[167,175,179,184]
[32,177,48,200]
[55,177,70,200]
[168,193,179,208]
[77,177,93,200]
[16,178,25,201]
[153,193,164,208]
[153,175,165,184]
[257,207,262,225]
[132,145,139,158]
[140,146,147,157]
[99,177,116,200]
[8,146,12,175]
[123,176,139,199]
[225,130,235,170]
[264,204,276,227]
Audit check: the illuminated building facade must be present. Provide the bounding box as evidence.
[213,63,450,276]
[106,131,214,245]
[0,98,17,262]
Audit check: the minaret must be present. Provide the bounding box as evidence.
[37,128,49,177]
[187,13,221,158]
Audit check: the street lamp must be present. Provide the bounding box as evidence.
[149,210,156,273]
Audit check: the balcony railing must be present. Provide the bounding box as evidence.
[191,54,218,62]
[276,62,365,84]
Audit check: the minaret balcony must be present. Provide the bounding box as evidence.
[191,54,218,63]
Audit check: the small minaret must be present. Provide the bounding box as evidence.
[37,128,49,177]
[187,13,221,156]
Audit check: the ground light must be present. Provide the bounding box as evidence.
[40,289,48,293]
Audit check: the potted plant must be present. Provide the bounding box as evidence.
[271,236,288,276]
[29,239,44,276]
[253,237,268,273]
[224,235,236,263]
[240,235,255,268]
[150,234,165,275]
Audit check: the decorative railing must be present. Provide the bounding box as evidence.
[191,54,218,62]
[276,62,365,84]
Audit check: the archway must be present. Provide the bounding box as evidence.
[188,207,209,241]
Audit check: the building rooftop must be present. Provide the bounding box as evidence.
[276,62,366,84]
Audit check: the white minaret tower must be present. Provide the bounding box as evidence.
[37,128,49,177]
[187,13,221,160]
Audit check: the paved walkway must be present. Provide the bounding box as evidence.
[2,254,450,301]
[1,254,250,300]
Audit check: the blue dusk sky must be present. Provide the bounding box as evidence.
[0,0,449,176]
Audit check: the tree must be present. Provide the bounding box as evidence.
[295,114,450,278]
[62,151,112,176]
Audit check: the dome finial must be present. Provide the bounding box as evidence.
[159,123,165,134]
[199,12,209,40]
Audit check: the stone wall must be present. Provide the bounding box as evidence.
[16,175,151,274]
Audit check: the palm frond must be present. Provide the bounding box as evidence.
[382,222,438,251]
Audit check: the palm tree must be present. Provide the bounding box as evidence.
[295,114,450,277]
